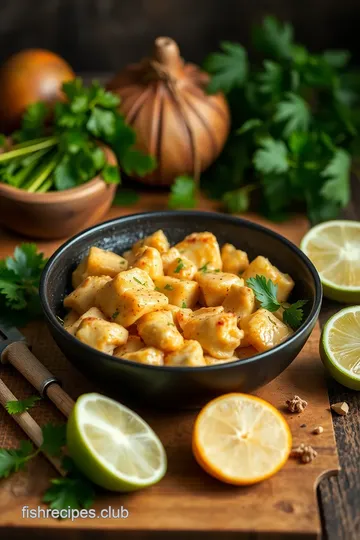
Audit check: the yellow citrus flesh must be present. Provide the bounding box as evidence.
[320,306,360,390]
[301,220,360,303]
[192,393,292,486]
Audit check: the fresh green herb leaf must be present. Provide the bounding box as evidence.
[112,189,139,207]
[43,457,95,511]
[5,396,41,415]
[54,156,77,190]
[320,149,351,207]
[0,244,47,316]
[164,283,174,290]
[323,50,350,69]
[246,275,281,312]
[0,440,35,478]
[257,60,283,95]
[236,119,263,135]
[101,164,121,184]
[253,138,289,174]
[282,300,308,329]
[274,93,310,137]
[119,148,156,177]
[40,424,67,457]
[222,185,255,213]
[133,277,146,286]
[174,259,184,273]
[86,107,116,139]
[204,41,248,94]
[168,176,197,209]
[14,102,47,142]
[252,16,294,60]
[246,275,307,329]
[90,146,106,170]
[112,310,119,320]
[181,301,187,308]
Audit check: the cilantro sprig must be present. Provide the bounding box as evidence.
[168,175,197,209]
[246,274,307,329]
[202,15,359,223]
[0,243,47,325]
[0,419,95,512]
[5,395,41,415]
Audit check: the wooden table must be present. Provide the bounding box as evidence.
[316,176,360,540]
[0,185,358,539]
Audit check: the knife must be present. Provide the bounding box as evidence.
[0,323,74,417]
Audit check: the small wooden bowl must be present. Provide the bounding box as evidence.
[0,146,117,239]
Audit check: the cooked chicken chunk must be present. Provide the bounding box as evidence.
[75,317,128,354]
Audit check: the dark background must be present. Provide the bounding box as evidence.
[0,0,359,72]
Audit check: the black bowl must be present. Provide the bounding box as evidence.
[40,211,322,408]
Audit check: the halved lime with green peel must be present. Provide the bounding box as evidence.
[66,393,167,491]
[301,220,360,303]
[320,306,360,390]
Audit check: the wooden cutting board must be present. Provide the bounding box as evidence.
[0,195,339,539]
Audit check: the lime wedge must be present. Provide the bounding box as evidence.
[320,306,360,390]
[66,393,167,491]
[301,220,360,303]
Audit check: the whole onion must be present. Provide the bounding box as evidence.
[107,37,230,186]
[0,49,75,132]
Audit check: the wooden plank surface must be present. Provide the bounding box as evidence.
[0,194,339,538]
[317,175,360,540]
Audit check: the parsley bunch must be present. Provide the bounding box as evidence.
[0,413,95,511]
[0,243,47,325]
[202,16,360,223]
[0,78,155,193]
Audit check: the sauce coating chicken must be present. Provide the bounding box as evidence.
[64,230,296,367]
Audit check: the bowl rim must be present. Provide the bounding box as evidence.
[0,145,116,204]
[40,210,323,373]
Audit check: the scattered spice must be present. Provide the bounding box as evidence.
[286,395,308,414]
[312,426,324,435]
[331,402,349,416]
[290,444,317,464]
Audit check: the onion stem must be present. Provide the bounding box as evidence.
[0,137,58,163]
[23,151,60,192]
[36,177,53,193]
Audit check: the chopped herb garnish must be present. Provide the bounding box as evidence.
[111,310,119,320]
[167,322,175,327]
[133,277,146,286]
[246,274,307,329]
[199,262,210,273]
[164,284,174,291]
[174,259,184,273]
[155,286,161,291]
[181,301,187,308]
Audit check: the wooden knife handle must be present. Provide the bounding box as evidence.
[1,341,75,417]
[0,379,65,475]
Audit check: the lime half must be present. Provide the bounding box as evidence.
[320,306,360,390]
[67,393,167,491]
[301,220,360,303]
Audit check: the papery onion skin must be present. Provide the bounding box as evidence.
[107,37,230,186]
[0,49,75,132]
